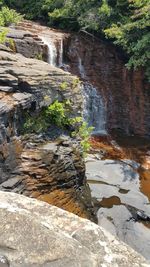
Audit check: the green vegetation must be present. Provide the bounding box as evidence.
[23,100,94,155]
[45,100,71,127]
[35,52,43,60]
[8,37,16,51]
[3,0,149,79]
[0,6,23,26]
[60,81,68,90]
[104,0,150,79]
[72,78,80,88]
[0,4,22,44]
[0,27,7,43]
[23,109,48,134]
[72,121,94,156]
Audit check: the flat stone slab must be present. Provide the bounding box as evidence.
[86,159,140,190]
[1,177,21,189]
[0,86,15,92]
[98,205,150,261]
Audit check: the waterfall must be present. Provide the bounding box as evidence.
[82,83,107,135]
[77,56,107,134]
[41,36,57,66]
[59,39,63,67]
[78,57,86,79]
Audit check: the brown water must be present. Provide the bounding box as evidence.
[87,133,150,261]
[89,134,150,201]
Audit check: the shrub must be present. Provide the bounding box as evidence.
[23,100,94,156]
[45,100,69,127]
[0,6,23,26]
[35,52,43,60]
[23,110,48,134]
[0,6,23,44]
[0,28,8,43]
[72,121,94,156]
[60,81,68,90]
[8,37,16,51]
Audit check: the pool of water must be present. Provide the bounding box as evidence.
[86,134,150,261]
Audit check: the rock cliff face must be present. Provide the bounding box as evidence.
[0,191,148,267]
[0,44,95,220]
[66,34,150,136]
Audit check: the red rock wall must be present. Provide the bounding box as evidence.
[66,34,150,136]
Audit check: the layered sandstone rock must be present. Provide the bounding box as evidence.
[0,134,94,220]
[0,45,95,220]
[0,191,149,267]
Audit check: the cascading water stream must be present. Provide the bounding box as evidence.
[82,83,107,135]
[78,57,86,79]
[59,39,63,67]
[77,56,107,135]
[40,36,57,66]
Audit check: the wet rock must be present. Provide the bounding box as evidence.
[8,21,69,66]
[0,191,148,267]
[0,46,83,178]
[86,157,150,259]
[97,205,150,261]
[86,159,140,189]
[1,177,21,189]
[86,158,150,214]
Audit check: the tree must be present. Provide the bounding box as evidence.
[104,0,150,80]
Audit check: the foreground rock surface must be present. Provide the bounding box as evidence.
[0,191,149,267]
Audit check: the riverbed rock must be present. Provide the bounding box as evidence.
[0,191,149,267]
[98,205,150,261]
[86,157,150,259]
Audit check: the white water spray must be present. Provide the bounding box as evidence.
[41,36,57,66]
[82,83,107,135]
[59,39,63,67]
[78,57,86,79]
[77,56,107,134]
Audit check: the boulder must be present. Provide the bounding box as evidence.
[0,191,149,267]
